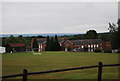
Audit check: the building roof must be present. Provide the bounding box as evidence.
[36,38,65,44]
[37,39,46,43]
[36,38,104,45]
[70,39,104,45]
[8,43,25,47]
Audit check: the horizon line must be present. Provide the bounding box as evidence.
[0,32,83,35]
[0,31,109,35]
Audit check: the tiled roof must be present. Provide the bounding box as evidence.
[37,38,64,43]
[8,43,25,47]
[70,39,104,45]
[36,38,104,45]
[37,39,46,43]
[58,39,64,43]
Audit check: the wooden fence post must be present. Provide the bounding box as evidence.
[23,69,28,81]
[98,62,103,81]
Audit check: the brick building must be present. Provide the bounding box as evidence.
[31,38,111,52]
[69,39,111,51]
[37,39,46,51]
[6,43,26,52]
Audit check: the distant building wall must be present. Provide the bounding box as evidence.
[60,40,74,51]
[103,42,111,50]
[31,38,111,52]
[0,47,6,53]
[6,43,26,52]
[38,43,46,51]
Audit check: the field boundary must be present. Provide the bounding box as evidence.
[1,62,120,81]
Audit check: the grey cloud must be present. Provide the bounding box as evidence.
[2,2,118,34]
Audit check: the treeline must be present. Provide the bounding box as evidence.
[108,19,120,49]
[61,30,111,41]
[45,35,61,51]
[2,18,120,50]
[2,31,110,48]
[2,35,46,47]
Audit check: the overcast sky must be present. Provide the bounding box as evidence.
[2,2,118,34]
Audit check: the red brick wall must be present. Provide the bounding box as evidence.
[32,38,112,51]
[103,42,111,50]
[61,40,74,51]
[64,41,74,48]
[38,43,46,51]
[42,43,46,51]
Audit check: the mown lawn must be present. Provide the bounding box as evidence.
[2,51,119,79]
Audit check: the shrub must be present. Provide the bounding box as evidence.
[117,50,120,53]
[84,47,88,52]
[94,49,102,53]
[104,50,112,53]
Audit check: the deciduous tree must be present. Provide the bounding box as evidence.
[108,19,120,49]
[85,30,98,39]
[45,36,50,51]
[32,38,39,51]
[54,35,61,51]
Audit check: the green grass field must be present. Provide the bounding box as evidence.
[2,51,119,79]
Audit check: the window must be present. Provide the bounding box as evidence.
[39,44,41,48]
[81,45,84,48]
[65,48,68,51]
[91,49,93,51]
[94,44,96,47]
[91,45,93,48]
[40,43,42,49]
[97,44,99,48]
[88,45,90,51]
[88,45,90,47]
[60,43,62,46]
